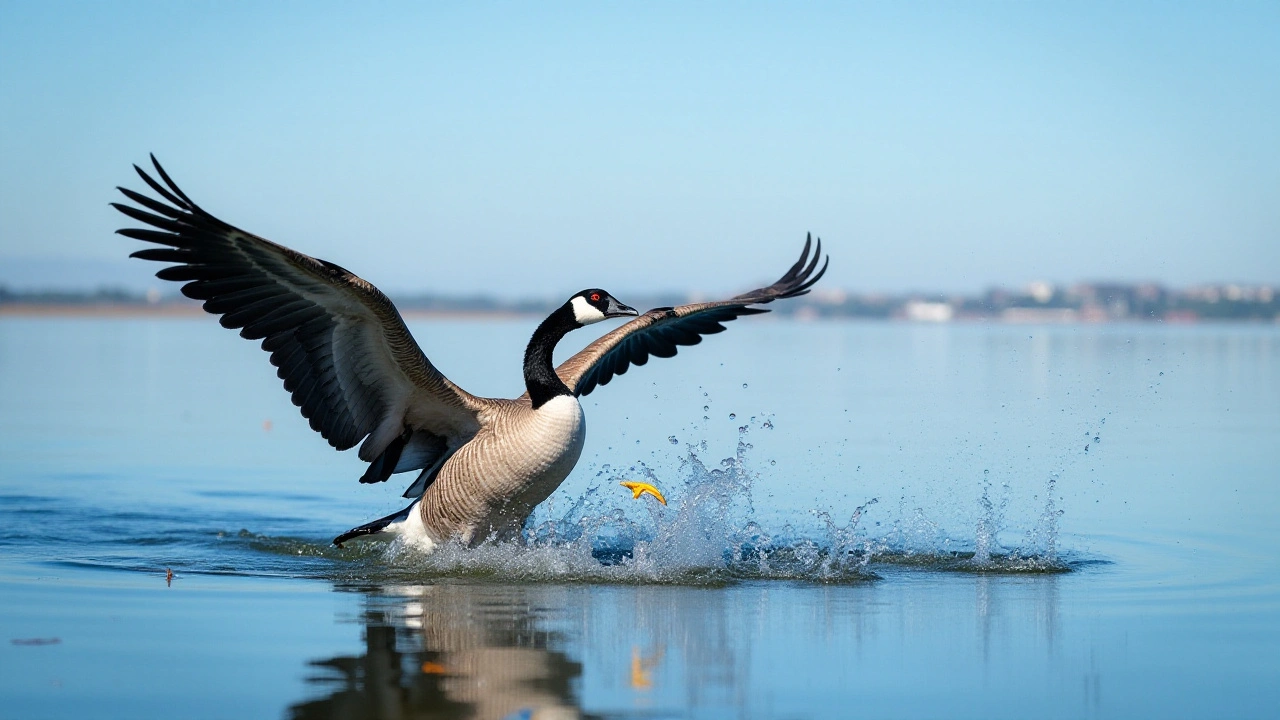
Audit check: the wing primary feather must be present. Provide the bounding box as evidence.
[128,248,190,263]
[132,164,191,211]
[110,202,187,232]
[155,264,234,282]
[149,154,208,216]
[200,285,285,314]
[780,233,812,283]
[116,228,185,247]
[117,187,186,219]
[181,277,265,300]
[792,257,829,296]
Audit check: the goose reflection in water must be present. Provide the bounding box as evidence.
[288,573,1065,717]
[289,585,587,720]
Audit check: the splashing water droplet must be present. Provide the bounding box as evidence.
[729,413,736,420]
[668,436,679,445]
[762,420,774,430]
[703,405,709,412]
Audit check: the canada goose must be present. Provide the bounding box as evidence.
[113,156,828,550]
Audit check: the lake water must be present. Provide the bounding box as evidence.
[1,316,1277,718]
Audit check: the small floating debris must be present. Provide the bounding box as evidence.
[619,481,666,505]
[11,638,60,646]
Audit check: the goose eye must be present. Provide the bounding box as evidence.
[590,292,601,302]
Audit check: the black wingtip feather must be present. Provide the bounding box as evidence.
[133,163,189,210]
[150,154,204,214]
[117,186,185,220]
[798,256,829,293]
[129,248,190,262]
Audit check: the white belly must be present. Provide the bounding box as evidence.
[385,500,437,553]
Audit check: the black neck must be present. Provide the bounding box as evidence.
[524,303,579,409]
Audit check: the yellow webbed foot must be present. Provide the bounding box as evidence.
[619,481,666,505]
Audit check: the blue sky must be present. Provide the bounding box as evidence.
[0,1,1276,297]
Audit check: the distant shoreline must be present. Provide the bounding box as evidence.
[3,302,1277,325]
[6,279,1278,323]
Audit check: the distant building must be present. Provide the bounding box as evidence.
[902,301,954,322]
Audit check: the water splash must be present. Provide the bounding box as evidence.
[972,471,1009,566]
[369,420,1076,584]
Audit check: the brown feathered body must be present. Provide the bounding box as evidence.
[413,395,585,547]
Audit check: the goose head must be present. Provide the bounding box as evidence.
[569,289,639,326]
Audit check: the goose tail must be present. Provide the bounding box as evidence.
[333,501,418,548]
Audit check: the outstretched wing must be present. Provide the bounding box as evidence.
[553,235,828,397]
[112,155,485,486]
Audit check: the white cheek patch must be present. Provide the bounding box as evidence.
[570,296,607,325]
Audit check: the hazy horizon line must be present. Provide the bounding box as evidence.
[0,255,1274,299]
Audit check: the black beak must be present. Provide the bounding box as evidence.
[607,298,640,318]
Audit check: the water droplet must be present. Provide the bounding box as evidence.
[668,436,678,445]
[703,405,709,412]
[770,460,777,466]
[1093,436,1100,443]
[742,383,748,389]
[762,420,774,430]
[1159,371,1164,376]
[729,413,736,420]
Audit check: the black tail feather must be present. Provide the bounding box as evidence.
[332,502,414,547]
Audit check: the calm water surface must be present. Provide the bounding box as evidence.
[1,317,1277,719]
